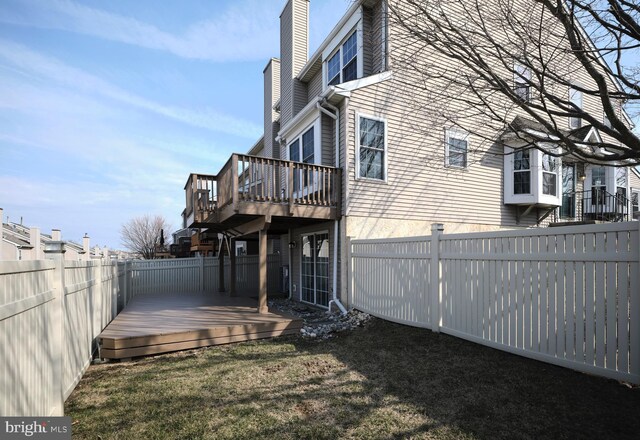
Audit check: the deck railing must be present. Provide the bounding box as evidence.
[186,154,341,224]
[555,189,630,223]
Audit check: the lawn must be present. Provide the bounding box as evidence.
[66,318,640,439]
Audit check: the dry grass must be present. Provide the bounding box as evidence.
[66,319,640,439]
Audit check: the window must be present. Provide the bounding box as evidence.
[288,125,315,190]
[542,153,558,196]
[445,129,468,168]
[569,86,583,129]
[358,116,386,180]
[591,166,606,205]
[514,62,531,102]
[632,190,639,213]
[326,31,358,86]
[513,149,531,194]
[615,167,627,208]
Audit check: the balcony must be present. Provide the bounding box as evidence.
[552,189,631,224]
[184,154,341,234]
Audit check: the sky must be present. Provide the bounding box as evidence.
[0,0,352,249]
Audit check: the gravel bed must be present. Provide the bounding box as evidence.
[268,298,372,340]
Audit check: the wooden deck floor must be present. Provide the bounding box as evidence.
[99,293,302,359]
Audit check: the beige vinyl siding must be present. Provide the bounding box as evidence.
[280,1,294,126]
[346,79,539,228]
[630,169,640,189]
[321,114,334,166]
[293,80,308,117]
[370,0,385,73]
[340,99,348,217]
[307,69,323,102]
[263,59,280,159]
[362,6,374,77]
[340,0,629,229]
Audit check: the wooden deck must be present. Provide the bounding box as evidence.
[99,293,302,359]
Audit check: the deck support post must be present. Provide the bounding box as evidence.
[218,237,226,293]
[229,238,236,296]
[258,228,268,314]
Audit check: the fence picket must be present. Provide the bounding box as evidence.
[350,222,639,384]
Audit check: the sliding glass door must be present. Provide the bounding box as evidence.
[301,232,329,307]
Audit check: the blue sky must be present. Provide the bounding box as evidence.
[0,0,351,249]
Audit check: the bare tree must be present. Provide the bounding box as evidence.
[388,0,640,165]
[120,215,171,259]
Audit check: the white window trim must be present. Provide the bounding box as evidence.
[322,9,364,90]
[513,149,532,195]
[285,118,321,165]
[299,230,330,309]
[444,128,469,169]
[355,112,388,183]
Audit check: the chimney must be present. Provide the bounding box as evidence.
[264,58,281,159]
[280,0,309,126]
[51,229,61,241]
[94,245,100,259]
[30,227,41,260]
[82,234,90,261]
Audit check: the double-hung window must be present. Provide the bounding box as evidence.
[358,116,386,180]
[327,31,358,86]
[569,86,583,129]
[513,149,531,194]
[541,153,558,196]
[288,126,315,191]
[514,62,531,102]
[632,190,639,214]
[445,129,468,168]
[615,167,628,209]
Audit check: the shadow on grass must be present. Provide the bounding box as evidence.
[67,319,640,440]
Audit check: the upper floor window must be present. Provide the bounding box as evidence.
[514,63,531,102]
[445,128,468,168]
[288,125,316,190]
[358,115,386,180]
[569,86,583,129]
[513,149,531,194]
[541,153,558,196]
[327,31,358,86]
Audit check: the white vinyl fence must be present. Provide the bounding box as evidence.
[1,253,284,416]
[0,257,126,417]
[133,255,281,296]
[349,222,640,384]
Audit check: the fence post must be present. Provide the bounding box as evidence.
[44,241,66,416]
[346,236,352,308]
[199,255,205,293]
[430,224,444,333]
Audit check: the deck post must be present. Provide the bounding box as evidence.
[258,229,268,314]
[44,241,66,416]
[218,238,226,293]
[229,238,236,297]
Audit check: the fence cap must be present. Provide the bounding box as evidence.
[44,241,66,255]
[431,223,445,232]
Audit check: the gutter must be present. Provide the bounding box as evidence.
[317,98,347,316]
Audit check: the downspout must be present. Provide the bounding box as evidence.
[317,99,348,315]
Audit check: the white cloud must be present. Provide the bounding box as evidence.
[0,0,280,62]
[0,40,262,138]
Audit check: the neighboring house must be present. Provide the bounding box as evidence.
[183,0,638,311]
[0,208,112,261]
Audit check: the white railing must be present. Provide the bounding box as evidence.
[349,222,640,384]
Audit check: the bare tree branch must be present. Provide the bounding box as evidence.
[120,215,172,259]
